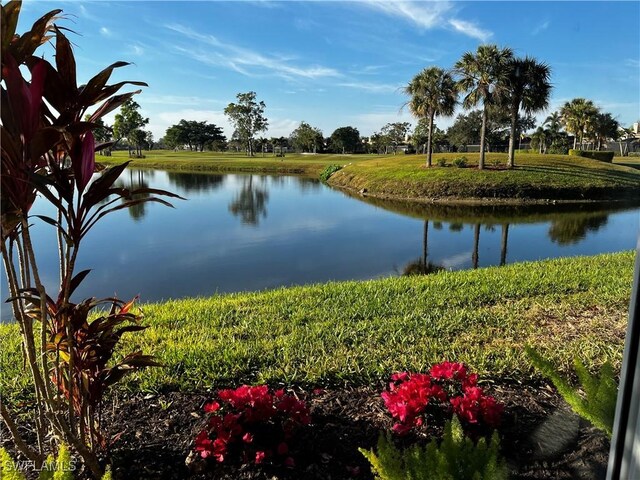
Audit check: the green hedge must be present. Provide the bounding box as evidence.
[568,149,615,163]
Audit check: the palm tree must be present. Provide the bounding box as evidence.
[503,56,552,167]
[560,98,599,150]
[589,112,619,151]
[530,127,548,153]
[543,111,562,146]
[455,44,513,170]
[404,67,458,167]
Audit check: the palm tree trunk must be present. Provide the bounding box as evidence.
[472,224,480,269]
[479,105,488,170]
[500,224,509,266]
[507,103,518,168]
[427,112,434,167]
[573,134,577,150]
[422,220,428,269]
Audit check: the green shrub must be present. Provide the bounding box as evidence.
[568,149,615,162]
[436,157,447,167]
[526,347,617,437]
[359,417,507,480]
[452,156,468,168]
[547,146,568,155]
[319,164,343,182]
[628,152,640,157]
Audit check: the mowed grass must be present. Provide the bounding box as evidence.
[99,150,640,202]
[329,152,640,201]
[97,150,373,177]
[0,252,633,399]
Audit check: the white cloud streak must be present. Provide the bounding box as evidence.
[447,19,492,42]
[338,82,403,93]
[532,20,550,36]
[359,1,492,42]
[165,24,341,80]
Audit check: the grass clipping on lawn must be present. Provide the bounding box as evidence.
[0,251,633,398]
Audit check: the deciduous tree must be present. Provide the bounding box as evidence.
[329,126,361,153]
[289,121,323,153]
[113,99,149,157]
[224,91,268,156]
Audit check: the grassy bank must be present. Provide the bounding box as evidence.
[329,152,640,203]
[0,252,633,400]
[99,150,640,203]
[97,150,371,176]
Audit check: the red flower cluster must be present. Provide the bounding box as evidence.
[194,385,311,466]
[382,362,503,435]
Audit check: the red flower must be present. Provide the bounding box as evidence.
[383,363,503,436]
[284,456,295,468]
[195,385,310,468]
[430,361,468,381]
[204,401,220,413]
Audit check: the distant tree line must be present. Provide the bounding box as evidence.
[102,62,635,160]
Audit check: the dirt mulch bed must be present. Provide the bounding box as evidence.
[87,379,609,480]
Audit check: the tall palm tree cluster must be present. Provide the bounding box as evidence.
[406,45,629,170]
[405,44,552,170]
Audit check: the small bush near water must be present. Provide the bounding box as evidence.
[319,164,343,181]
[452,156,468,168]
[436,157,447,167]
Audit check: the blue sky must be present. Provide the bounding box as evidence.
[19,1,640,141]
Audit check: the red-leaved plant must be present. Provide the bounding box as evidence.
[382,362,503,435]
[1,2,180,477]
[195,385,311,467]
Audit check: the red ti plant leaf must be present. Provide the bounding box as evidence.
[72,130,95,192]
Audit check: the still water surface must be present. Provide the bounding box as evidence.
[2,169,638,317]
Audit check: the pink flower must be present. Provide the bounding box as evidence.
[284,456,295,468]
[255,451,266,464]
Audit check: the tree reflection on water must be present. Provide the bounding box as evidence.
[228,176,269,226]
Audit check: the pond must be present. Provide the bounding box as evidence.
[2,169,638,319]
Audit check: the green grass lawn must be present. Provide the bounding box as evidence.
[329,152,640,202]
[1,252,633,400]
[99,150,640,203]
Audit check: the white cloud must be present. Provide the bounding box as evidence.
[358,1,492,41]
[143,95,225,106]
[78,4,98,22]
[532,20,550,36]
[128,44,145,56]
[99,27,112,37]
[265,118,299,138]
[361,0,453,29]
[448,19,492,42]
[625,59,640,68]
[349,111,414,136]
[338,82,402,93]
[165,24,341,80]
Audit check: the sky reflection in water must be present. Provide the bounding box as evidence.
[1,169,638,318]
